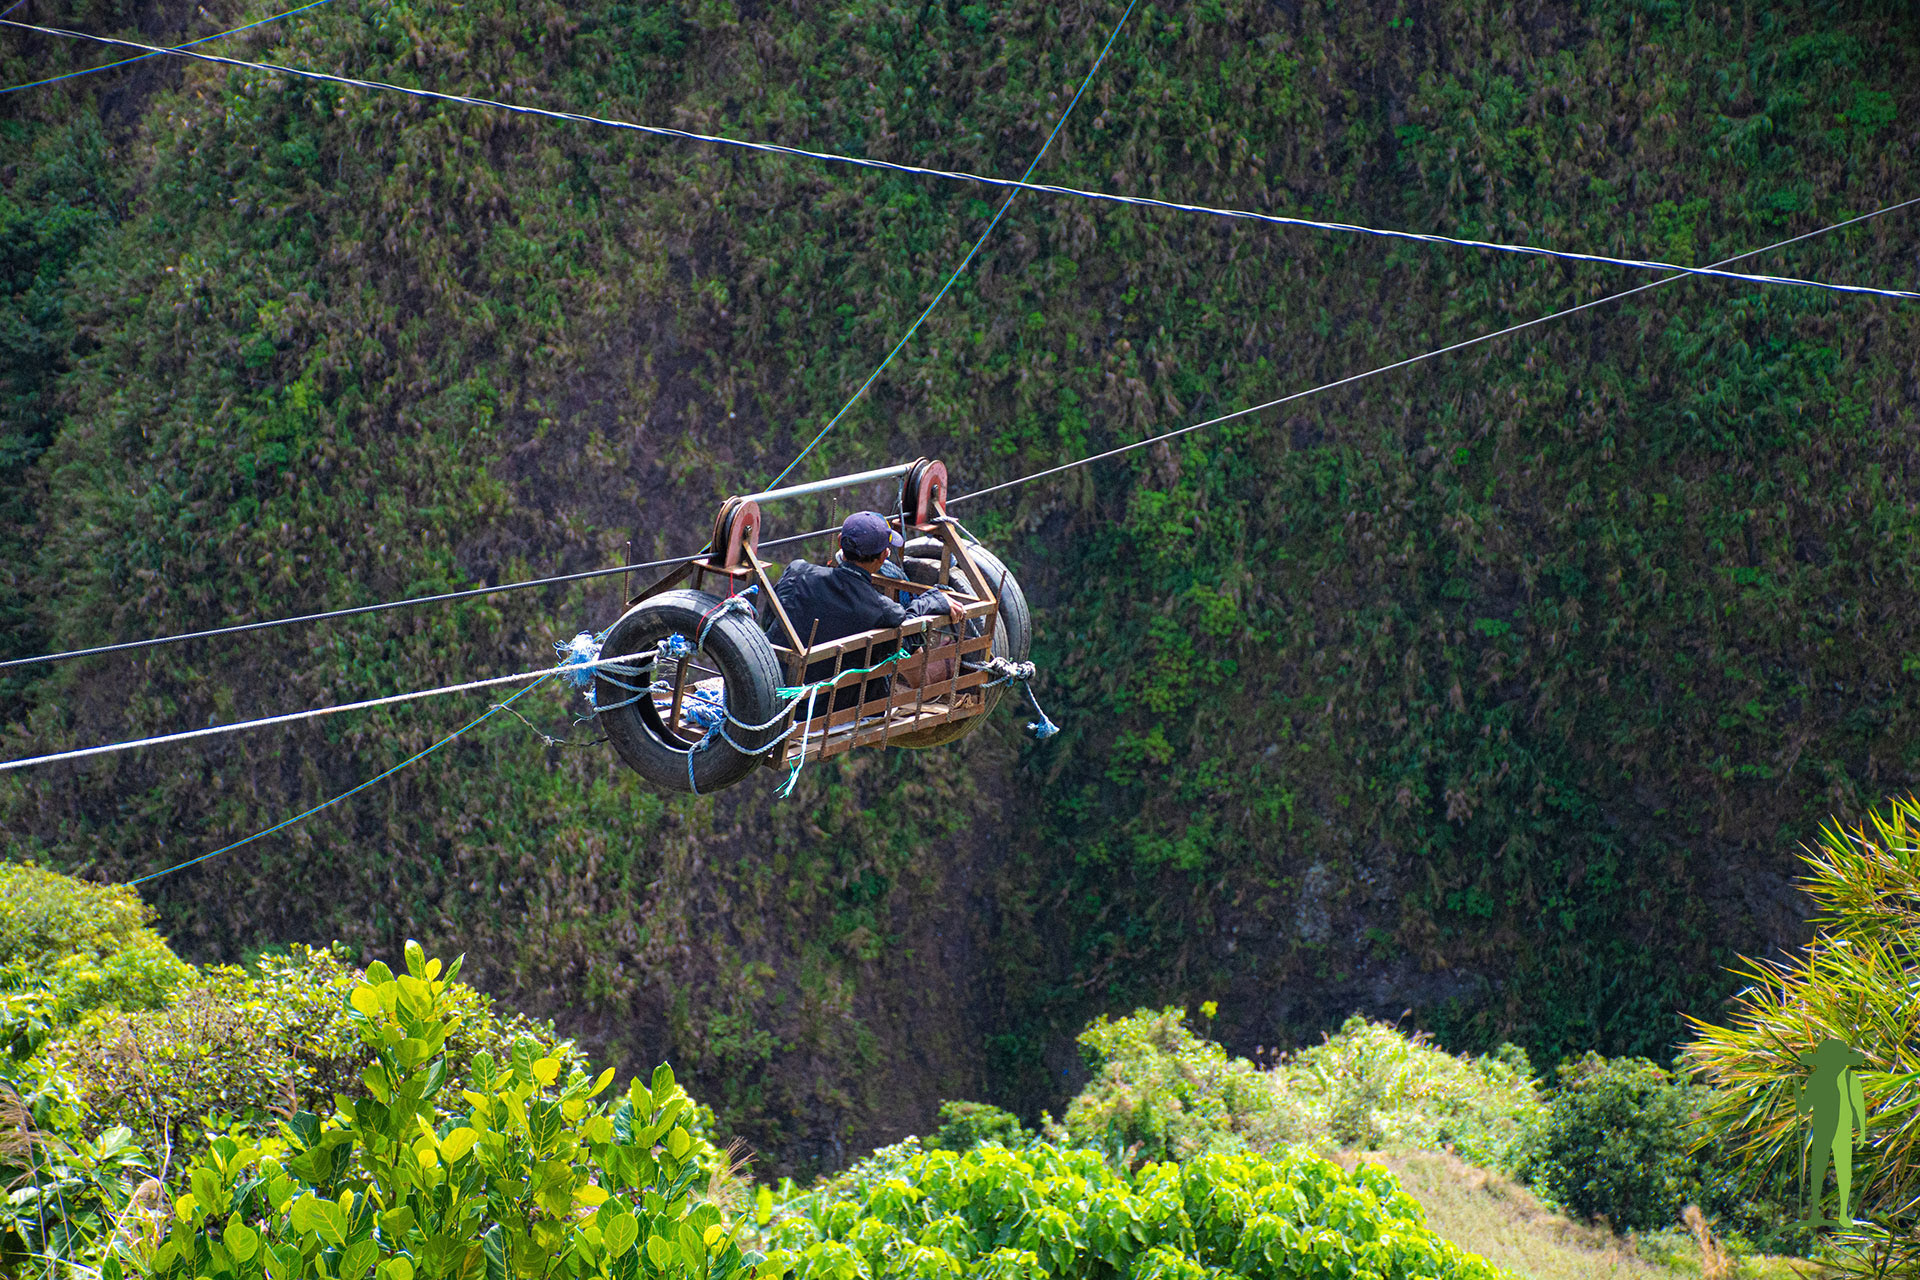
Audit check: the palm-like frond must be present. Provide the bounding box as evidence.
[1683,797,1920,1275]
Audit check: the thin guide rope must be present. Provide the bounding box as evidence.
[0,0,331,95]
[767,0,1140,489]
[0,524,839,672]
[951,196,1920,506]
[9,193,1914,677]
[5,17,1915,302]
[122,675,552,886]
[0,649,655,773]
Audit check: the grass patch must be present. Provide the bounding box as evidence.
[1334,1151,1829,1280]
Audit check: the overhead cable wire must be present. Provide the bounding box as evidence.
[0,0,331,96]
[0,649,657,773]
[30,194,1906,775]
[121,674,552,887]
[950,196,1920,508]
[767,0,1140,490]
[7,198,1913,677]
[0,524,841,672]
[5,17,1916,303]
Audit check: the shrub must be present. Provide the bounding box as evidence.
[1685,796,1920,1276]
[762,1139,1501,1280]
[46,944,586,1153]
[1529,1052,1704,1231]
[1058,1007,1280,1163]
[927,1100,1029,1152]
[0,863,191,1055]
[0,1071,152,1278]
[124,942,750,1280]
[1268,1017,1547,1173]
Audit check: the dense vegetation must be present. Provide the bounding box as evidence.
[17,856,1915,1278]
[1,877,1510,1280]
[4,0,1919,1168]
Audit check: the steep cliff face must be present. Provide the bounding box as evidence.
[4,0,1917,1174]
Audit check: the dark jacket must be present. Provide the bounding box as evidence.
[767,559,952,709]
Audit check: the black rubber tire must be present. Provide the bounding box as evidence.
[596,589,787,793]
[890,537,1031,749]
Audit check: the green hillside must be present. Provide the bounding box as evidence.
[4,0,1918,1172]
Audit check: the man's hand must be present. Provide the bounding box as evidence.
[947,596,966,624]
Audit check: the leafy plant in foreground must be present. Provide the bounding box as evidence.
[1528,1052,1706,1232]
[0,1071,151,1279]
[127,941,756,1280]
[0,862,191,1058]
[925,1100,1029,1153]
[1268,1017,1546,1174]
[763,1139,1502,1280]
[48,944,585,1154]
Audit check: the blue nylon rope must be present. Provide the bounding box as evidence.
[124,674,552,887]
[766,0,1142,490]
[0,0,332,96]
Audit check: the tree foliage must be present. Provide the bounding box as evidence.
[765,1139,1501,1280]
[129,941,747,1280]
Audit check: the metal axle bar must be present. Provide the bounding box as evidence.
[742,462,915,506]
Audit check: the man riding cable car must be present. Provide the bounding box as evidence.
[767,511,965,709]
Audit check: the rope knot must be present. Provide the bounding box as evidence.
[554,632,603,691]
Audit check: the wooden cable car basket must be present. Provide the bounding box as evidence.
[593,458,1030,794]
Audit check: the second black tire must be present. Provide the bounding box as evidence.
[890,537,1031,749]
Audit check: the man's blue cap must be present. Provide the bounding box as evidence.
[840,511,903,559]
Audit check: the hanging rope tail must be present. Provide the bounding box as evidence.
[982,657,1058,741]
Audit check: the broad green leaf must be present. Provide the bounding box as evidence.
[342,1238,379,1277]
[483,1224,508,1280]
[289,1194,323,1237]
[440,1127,479,1161]
[532,1057,562,1086]
[349,983,383,1017]
[379,1260,416,1280]
[645,1236,674,1268]
[222,1221,259,1263]
[589,1067,616,1097]
[666,1127,692,1160]
[605,1212,640,1257]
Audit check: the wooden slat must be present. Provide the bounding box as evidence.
[795,601,995,664]
[782,697,999,765]
[787,668,994,742]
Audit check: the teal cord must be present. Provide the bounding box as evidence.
[765,0,1141,489]
[124,674,553,887]
[0,0,332,95]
